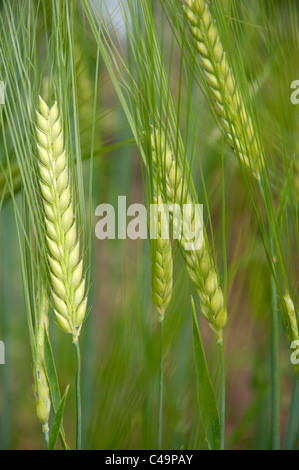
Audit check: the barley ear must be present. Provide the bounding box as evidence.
[183,0,264,179]
[150,192,173,322]
[36,96,87,342]
[35,289,51,432]
[151,129,226,343]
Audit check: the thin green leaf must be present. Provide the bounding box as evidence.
[48,386,69,451]
[191,297,221,450]
[44,329,61,411]
[285,376,299,450]
[44,329,69,450]
[277,163,293,226]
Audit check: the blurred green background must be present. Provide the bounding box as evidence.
[0,0,298,450]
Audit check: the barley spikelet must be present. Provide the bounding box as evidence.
[183,0,264,178]
[150,192,173,322]
[284,293,299,343]
[35,289,51,432]
[284,292,299,376]
[151,130,226,343]
[36,96,87,342]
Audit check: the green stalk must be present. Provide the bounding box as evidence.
[285,376,299,450]
[43,430,49,450]
[74,340,82,450]
[270,239,280,450]
[257,181,280,450]
[158,320,164,450]
[219,342,225,450]
[0,206,10,450]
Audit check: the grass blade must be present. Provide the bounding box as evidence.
[44,329,69,450]
[285,376,299,450]
[44,330,61,412]
[48,386,69,451]
[191,297,221,450]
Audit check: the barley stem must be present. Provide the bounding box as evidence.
[74,340,82,450]
[285,376,299,450]
[0,208,10,450]
[158,320,164,451]
[257,181,281,449]
[219,342,225,450]
[270,239,280,450]
[43,430,49,450]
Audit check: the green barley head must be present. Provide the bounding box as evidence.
[183,0,264,179]
[36,96,87,343]
[150,129,227,343]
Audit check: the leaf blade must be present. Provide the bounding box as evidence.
[44,329,69,450]
[48,386,69,451]
[191,297,221,450]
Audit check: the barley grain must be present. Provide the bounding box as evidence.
[36,96,87,343]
